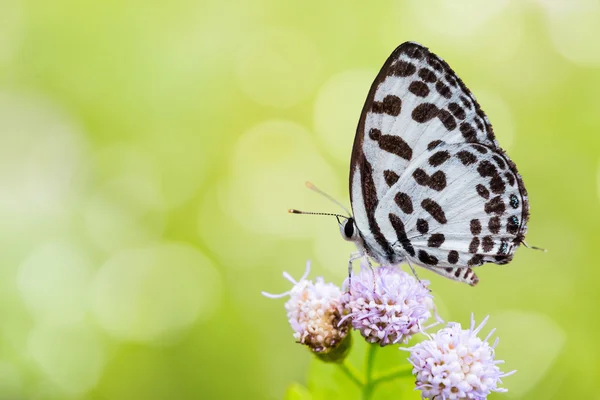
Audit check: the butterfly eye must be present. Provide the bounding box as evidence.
[343,218,355,240]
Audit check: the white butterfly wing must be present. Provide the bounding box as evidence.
[375,142,527,285]
[350,42,529,284]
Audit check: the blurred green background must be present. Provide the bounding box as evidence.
[0,0,598,398]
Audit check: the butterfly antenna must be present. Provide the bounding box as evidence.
[288,209,347,224]
[521,241,547,252]
[304,181,352,217]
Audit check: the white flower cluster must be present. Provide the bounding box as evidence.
[264,261,514,398]
[262,262,348,354]
[405,315,515,399]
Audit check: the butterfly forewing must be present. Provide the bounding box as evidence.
[350,42,529,284]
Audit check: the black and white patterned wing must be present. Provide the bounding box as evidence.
[350,41,529,285]
[375,141,528,285]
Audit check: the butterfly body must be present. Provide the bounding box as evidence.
[347,42,529,286]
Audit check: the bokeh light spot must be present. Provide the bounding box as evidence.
[404,0,511,38]
[28,324,104,395]
[236,28,321,108]
[225,120,341,236]
[83,145,166,252]
[91,243,220,343]
[149,135,209,209]
[541,0,600,66]
[18,240,93,326]
[314,70,375,163]
[493,310,565,398]
[0,91,86,239]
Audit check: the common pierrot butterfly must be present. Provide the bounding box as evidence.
[292,42,530,286]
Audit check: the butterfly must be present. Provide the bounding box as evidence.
[293,42,529,286]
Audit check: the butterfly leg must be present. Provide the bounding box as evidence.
[347,252,363,293]
[363,257,376,291]
[405,257,430,291]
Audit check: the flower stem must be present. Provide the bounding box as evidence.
[362,344,378,400]
[338,362,364,388]
[365,343,377,382]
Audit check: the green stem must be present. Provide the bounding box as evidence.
[338,362,364,388]
[372,364,413,385]
[362,344,378,400]
[365,344,377,382]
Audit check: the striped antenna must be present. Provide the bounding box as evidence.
[288,209,347,224]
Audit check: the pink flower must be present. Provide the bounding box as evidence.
[342,265,437,346]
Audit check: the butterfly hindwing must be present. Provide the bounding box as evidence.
[350,42,529,284]
[376,141,526,270]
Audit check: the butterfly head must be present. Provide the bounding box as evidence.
[339,217,360,242]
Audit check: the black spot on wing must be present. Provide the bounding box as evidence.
[370,132,413,161]
[476,184,490,199]
[435,81,452,98]
[448,102,466,119]
[427,233,445,248]
[482,236,494,252]
[493,155,506,170]
[468,255,484,267]
[472,144,488,154]
[459,122,477,142]
[372,95,402,116]
[507,215,519,234]
[409,81,430,97]
[428,151,451,167]
[477,160,497,178]
[437,109,456,130]
[489,175,506,194]
[390,61,416,77]
[484,196,506,215]
[418,250,438,266]
[488,216,501,234]
[427,140,442,150]
[384,170,399,187]
[413,169,447,191]
[505,172,515,186]
[416,219,429,234]
[394,192,413,214]
[460,95,473,110]
[447,250,459,264]
[456,151,477,166]
[412,103,439,123]
[421,199,447,224]
[470,219,482,235]
[403,45,425,60]
[469,237,480,253]
[418,68,437,82]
